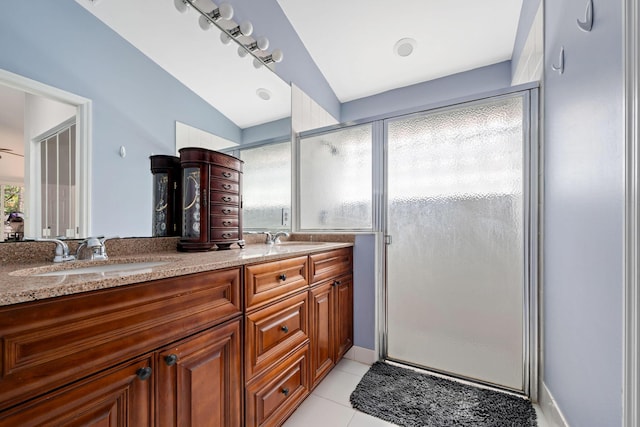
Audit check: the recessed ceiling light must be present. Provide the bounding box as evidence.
[394,38,417,57]
[256,88,272,101]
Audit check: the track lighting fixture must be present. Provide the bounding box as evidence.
[173,0,283,69]
[198,2,234,30]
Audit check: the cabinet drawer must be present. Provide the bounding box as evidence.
[245,256,309,311]
[309,248,353,284]
[211,166,239,183]
[246,291,308,380]
[210,180,240,194]
[245,344,310,427]
[0,355,153,426]
[211,206,239,217]
[210,191,240,206]
[0,268,241,411]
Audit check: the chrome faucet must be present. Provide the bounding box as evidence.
[36,238,76,263]
[262,231,290,245]
[76,236,113,261]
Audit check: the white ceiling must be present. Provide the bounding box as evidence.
[279,0,522,102]
[74,0,523,126]
[74,0,291,129]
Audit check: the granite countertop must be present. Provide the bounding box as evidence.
[0,239,353,307]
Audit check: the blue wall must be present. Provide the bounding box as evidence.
[353,234,377,350]
[543,0,623,425]
[0,0,241,237]
[341,61,512,123]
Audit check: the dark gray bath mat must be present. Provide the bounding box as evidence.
[350,362,537,427]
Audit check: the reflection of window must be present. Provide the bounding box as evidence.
[2,185,24,241]
[38,120,77,238]
[299,124,373,230]
[239,141,291,230]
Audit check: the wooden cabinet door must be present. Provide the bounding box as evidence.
[309,282,334,389]
[333,275,354,361]
[0,356,153,427]
[156,318,242,427]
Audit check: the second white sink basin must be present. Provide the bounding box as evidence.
[34,261,168,277]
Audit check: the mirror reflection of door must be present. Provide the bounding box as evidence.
[0,69,88,240]
[35,119,77,239]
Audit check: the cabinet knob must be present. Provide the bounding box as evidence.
[164,354,178,366]
[279,273,287,281]
[222,172,232,178]
[222,221,232,226]
[136,367,152,381]
[332,280,341,286]
[281,387,290,397]
[222,209,231,214]
[222,184,232,190]
[281,325,289,333]
[222,233,232,239]
[222,196,232,202]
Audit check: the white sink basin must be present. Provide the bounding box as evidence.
[33,261,169,277]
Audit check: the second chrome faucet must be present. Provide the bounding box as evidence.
[262,231,289,245]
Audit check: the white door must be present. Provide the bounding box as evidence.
[385,92,533,392]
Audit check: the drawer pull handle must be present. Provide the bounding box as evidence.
[281,387,290,397]
[136,367,152,381]
[332,280,341,287]
[222,172,232,178]
[222,184,232,190]
[222,233,232,239]
[222,196,232,202]
[281,325,289,333]
[279,273,287,281]
[164,354,178,366]
[222,209,231,214]
[222,221,232,226]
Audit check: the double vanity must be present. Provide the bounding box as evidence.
[0,237,354,426]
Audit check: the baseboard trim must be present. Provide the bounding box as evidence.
[539,382,570,427]
[344,346,378,365]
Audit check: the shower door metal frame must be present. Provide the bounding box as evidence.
[379,87,540,399]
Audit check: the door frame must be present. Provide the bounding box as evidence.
[624,0,639,425]
[379,87,540,399]
[0,68,92,238]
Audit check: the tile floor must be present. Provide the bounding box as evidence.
[283,359,551,427]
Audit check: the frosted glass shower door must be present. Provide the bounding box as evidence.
[385,94,528,391]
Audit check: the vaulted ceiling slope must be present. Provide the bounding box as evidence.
[277,0,523,103]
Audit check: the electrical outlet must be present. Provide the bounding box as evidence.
[281,208,290,227]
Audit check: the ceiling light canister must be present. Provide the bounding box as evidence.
[394,38,417,57]
[256,88,272,101]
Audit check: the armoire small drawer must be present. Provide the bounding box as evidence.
[211,206,239,217]
[245,256,309,311]
[210,191,240,206]
[210,216,239,229]
[210,229,239,241]
[245,291,308,380]
[209,180,239,194]
[211,166,239,183]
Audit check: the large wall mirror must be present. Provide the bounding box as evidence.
[0,0,292,241]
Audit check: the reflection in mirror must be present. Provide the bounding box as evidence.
[0,69,91,242]
[175,121,239,154]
